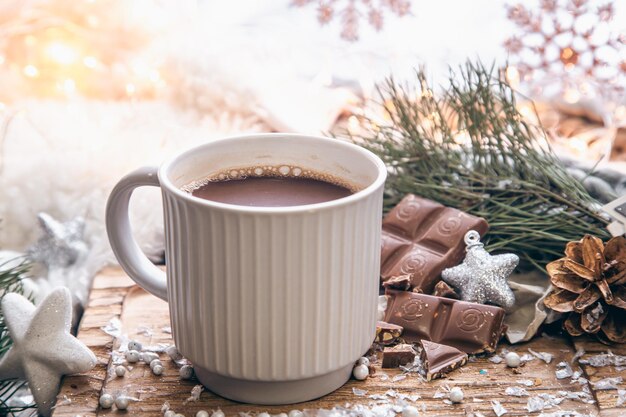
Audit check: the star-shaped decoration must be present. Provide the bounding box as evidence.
[27,213,87,268]
[442,231,518,311]
[0,287,96,416]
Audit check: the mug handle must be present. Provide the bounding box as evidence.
[106,166,168,301]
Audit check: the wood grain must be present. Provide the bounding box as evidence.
[53,267,625,416]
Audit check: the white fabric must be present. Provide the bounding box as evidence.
[0,100,264,270]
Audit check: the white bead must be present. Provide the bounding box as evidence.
[449,387,464,403]
[164,411,176,417]
[288,411,303,417]
[352,364,369,380]
[99,393,114,409]
[180,364,194,380]
[211,410,225,417]
[357,357,370,366]
[275,414,288,417]
[166,345,183,361]
[125,350,140,363]
[505,352,521,368]
[114,365,126,377]
[128,340,143,351]
[402,405,419,417]
[115,396,130,410]
[142,352,159,363]
[258,413,270,417]
[196,411,210,417]
[174,414,185,417]
[152,364,164,375]
[150,359,163,369]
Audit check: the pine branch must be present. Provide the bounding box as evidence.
[347,61,610,270]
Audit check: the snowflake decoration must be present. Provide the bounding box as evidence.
[504,0,625,105]
[292,0,411,41]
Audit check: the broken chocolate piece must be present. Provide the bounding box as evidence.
[375,321,403,345]
[381,194,488,293]
[383,289,505,354]
[432,281,459,299]
[420,340,468,381]
[382,274,412,291]
[382,344,415,368]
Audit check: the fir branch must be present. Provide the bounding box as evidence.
[348,61,610,270]
[0,258,36,415]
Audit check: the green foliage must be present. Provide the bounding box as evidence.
[0,258,35,416]
[349,61,610,270]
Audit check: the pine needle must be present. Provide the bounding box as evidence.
[347,61,610,271]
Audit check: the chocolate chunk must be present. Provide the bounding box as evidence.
[382,274,412,291]
[375,321,403,345]
[382,344,415,368]
[432,281,459,299]
[383,289,505,354]
[420,340,468,381]
[381,194,488,292]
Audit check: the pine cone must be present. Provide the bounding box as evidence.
[544,235,626,343]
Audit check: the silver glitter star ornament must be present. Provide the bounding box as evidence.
[441,231,517,311]
[27,213,87,268]
[0,287,96,416]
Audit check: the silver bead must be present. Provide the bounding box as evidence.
[142,351,159,363]
[166,345,183,361]
[99,393,114,409]
[402,405,419,417]
[505,352,521,368]
[352,364,369,380]
[114,365,126,377]
[115,396,130,410]
[442,230,517,311]
[211,410,225,417]
[449,387,464,403]
[288,411,303,417]
[125,350,141,363]
[179,364,194,380]
[258,413,270,417]
[152,364,164,375]
[164,411,176,417]
[357,357,370,366]
[128,340,143,351]
[150,359,163,370]
[196,411,210,417]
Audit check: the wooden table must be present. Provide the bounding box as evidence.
[53,267,626,416]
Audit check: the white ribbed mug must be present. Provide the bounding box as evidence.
[105,133,386,404]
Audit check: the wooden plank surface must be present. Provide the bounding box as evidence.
[54,267,626,416]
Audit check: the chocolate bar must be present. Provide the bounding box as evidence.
[375,321,403,345]
[383,290,505,354]
[382,274,412,291]
[382,344,415,368]
[432,281,459,299]
[381,194,488,292]
[420,340,468,381]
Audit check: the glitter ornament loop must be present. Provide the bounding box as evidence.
[464,230,482,247]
